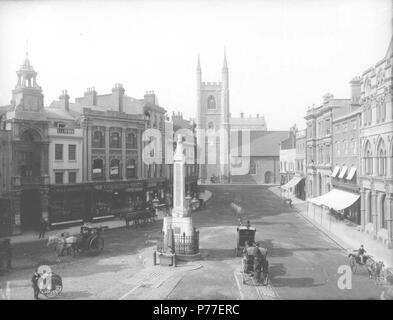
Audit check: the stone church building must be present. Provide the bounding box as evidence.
[196,52,289,184]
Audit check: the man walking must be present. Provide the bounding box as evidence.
[31,269,41,300]
[38,218,47,239]
[252,242,263,283]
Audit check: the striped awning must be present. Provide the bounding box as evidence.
[331,166,340,177]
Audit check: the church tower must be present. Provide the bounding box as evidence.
[196,51,231,183]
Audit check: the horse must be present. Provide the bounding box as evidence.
[47,234,80,257]
[367,260,385,284]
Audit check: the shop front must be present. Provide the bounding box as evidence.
[307,188,360,225]
[91,180,146,220]
[48,184,90,228]
[145,178,167,206]
[0,197,12,237]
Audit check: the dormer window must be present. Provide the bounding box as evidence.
[56,122,66,128]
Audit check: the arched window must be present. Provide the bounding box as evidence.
[377,139,386,176]
[207,95,216,109]
[126,159,136,179]
[364,141,373,175]
[110,131,121,148]
[110,159,121,179]
[93,130,105,148]
[126,132,137,149]
[92,158,104,179]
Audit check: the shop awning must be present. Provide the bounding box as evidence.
[308,189,360,211]
[281,176,304,191]
[331,166,340,177]
[338,166,348,179]
[346,167,357,181]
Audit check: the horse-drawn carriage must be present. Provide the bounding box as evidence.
[235,226,256,257]
[236,225,269,286]
[48,224,107,257]
[348,250,385,283]
[123,207,157,227]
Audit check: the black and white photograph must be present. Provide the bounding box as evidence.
[0,0,392,306]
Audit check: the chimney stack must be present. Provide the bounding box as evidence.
[84,87,97,106]
[59,90,70,112]
[112,83,125,112]
[144,90,156,105]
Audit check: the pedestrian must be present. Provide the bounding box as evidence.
[31,269,41,300]
[124,213,130,229]
[5,239,11,270]
[246,220,251,229]
[38,217,48,239]
[252,242,264,284]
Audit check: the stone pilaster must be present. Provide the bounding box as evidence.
[371,190,378,238]
[105,127,110,181]
[86,125,91,181]
[360,188,366,231]
[137,130,142,179]
[41,142,49,175]
[121,128,126,180]
[11,189,21,235]
[386,193,393,248]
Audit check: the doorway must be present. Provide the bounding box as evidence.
[264,171,272,184]
[20,189,41,231]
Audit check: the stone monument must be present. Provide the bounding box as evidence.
[161,134,200,261]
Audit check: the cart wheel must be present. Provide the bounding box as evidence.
[54,284,63,296]
[89,236,104,255]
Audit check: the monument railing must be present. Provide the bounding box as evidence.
[173,232,199,255]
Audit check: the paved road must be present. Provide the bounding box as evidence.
[167,185,384,300]
[0,185,385,299]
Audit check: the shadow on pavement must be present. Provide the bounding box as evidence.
[56,290,92,300]
[268,263,325,288]
[200,248,237,261]
[270,277,325,288]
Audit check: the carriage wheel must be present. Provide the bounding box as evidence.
[88,236,104,255]
[349,257,357,274]
[54,284,63,296]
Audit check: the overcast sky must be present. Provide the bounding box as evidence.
[0,0,391,130]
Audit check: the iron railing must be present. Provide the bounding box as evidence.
[173,231,199,255]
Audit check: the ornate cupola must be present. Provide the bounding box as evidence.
[10,51,44,113]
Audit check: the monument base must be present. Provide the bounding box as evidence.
[175,252,201,262]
